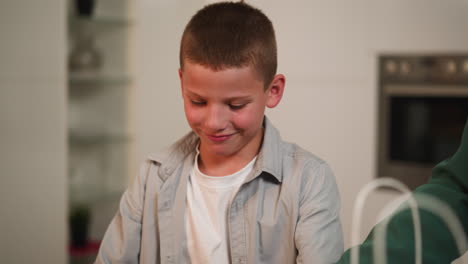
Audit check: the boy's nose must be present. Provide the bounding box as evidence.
[205,105,227,132]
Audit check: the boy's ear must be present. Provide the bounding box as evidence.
[178,68,183,82]
[178,68,184,94]
[266,74,285,108]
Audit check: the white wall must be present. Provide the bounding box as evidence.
[0,1,67,263]
[134,0,468,249]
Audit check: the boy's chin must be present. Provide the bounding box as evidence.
[200,144,239,157]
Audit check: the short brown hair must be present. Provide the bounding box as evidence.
[179,2,277,89]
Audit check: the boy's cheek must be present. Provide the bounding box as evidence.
[237,107,264,124]
[184,107,202,124]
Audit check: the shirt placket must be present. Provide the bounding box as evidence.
[158,159,192,264]
[228,190,247,264]
[158,184,175,264]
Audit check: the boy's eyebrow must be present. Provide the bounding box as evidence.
[184,90,202,97]
[185,90,252,101]
[219,96,254,102]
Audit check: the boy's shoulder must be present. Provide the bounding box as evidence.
[281,140,328,168]
[267,131,337,201]
[263,117,327,164]
[262,117,332,182]
[146,131,198,170]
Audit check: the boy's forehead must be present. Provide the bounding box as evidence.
[181,62,265,95]
[182,60,264,82]
[182,59,248,71]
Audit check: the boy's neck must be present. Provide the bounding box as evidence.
[197,129,263,176]
[197,153,256,177]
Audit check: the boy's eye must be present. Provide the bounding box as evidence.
[190,100,206,106]
[229,103,245,110]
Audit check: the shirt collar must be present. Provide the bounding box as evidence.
[148,116,283,183]
[252,116,283,183]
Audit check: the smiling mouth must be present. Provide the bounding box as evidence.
[206,133,234,142]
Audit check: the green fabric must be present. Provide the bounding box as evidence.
[338,119,468,264]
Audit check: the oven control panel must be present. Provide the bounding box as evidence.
[380,55,468,85]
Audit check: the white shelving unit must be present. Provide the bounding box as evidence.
[67,0,133,262]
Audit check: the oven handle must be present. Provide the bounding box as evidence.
[384,84,468,97]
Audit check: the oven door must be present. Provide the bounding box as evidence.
[378,84,468,189]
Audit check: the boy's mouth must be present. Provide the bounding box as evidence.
[206,133,234,142]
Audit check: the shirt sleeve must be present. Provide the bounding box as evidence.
[295,161,344,264]
[95,161,151,264]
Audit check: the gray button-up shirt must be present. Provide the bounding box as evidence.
[96,117,343,264]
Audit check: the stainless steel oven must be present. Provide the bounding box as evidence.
[377,54,468,189]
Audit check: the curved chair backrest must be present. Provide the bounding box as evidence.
[350,178,422,264]
[373,193,467,264]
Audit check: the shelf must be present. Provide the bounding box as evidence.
[69,240,100,258]
[69,73,131,87]
[69,187,125,212]
[69,16,132,30]
[69,132,131,146]
[70,189,124,204]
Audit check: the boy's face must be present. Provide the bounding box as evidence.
[179,61,284,161]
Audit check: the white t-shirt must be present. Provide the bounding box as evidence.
[185,152,257,264]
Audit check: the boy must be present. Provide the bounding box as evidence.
[96,2,343,263]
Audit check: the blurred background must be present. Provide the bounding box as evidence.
[1,0,467,263]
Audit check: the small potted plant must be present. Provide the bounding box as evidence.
[69,203,91,248]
